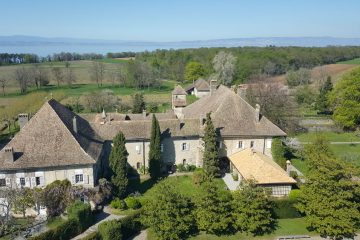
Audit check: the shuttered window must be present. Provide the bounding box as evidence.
[0,179,5,187]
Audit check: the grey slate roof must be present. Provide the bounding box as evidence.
[0,99,103,171]
[182,85,286,137]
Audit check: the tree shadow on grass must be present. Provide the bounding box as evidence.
[128,177,157,195]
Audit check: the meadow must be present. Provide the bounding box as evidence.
[336,57,360,64]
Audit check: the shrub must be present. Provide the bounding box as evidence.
[98,220,122,240]
[273,198,301,219]
[110,198,127,210]
[120,209,143,239]
[125,196,141,209]
[30,218,79,240]
[288,189,302,201]
[187,165,197,172]
[67,201,93,231]
[192,168,206,185]
[232,173,239,181]
[80,231,101,240]
[177,164,187,172]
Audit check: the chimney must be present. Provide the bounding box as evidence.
[4,147,14,162]
[286,160,292,176]
[73,116,78,133]
[142,109,147,119]
[255,104,260,123]
[101,109,106,119]
[237,84,247,99]
[210,79,217,95]
[18,113,29,129]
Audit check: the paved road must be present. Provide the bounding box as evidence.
[71,206,123,240]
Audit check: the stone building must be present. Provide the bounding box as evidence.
[0,84,292,195]
[185,78,210,98]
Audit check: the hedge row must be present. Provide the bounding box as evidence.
[30,201,93,240]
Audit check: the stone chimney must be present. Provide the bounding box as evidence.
[73,116,78,133]
[255,104,260,123]
[210,79,217,95]
[237,84,247,99]
[4,147,14,162]
[18,113,29,129]
[286,160,292,176]
[142,109,147,119]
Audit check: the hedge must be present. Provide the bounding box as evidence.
[273,198,302,219]
[81,231,101,240]
[98,220,122,240]
[30,202,93,240]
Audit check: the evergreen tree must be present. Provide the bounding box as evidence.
[315,76,333,113]
[141,181,195,240]
[296,136,360,239]
[202,113,220,177]
[109,131,129,198]
[195,180,234,235]
[149,115,161,179]
[232,180,276,236]
[132,92,146,113]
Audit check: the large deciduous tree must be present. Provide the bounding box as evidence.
[195,180,234,235]
[212,51,236,86]
[42,179,72,217]
[109,131,129,198]
[141,181,195,240]
[185,61,205,83]
[296,136,360,239]
[328,67,360,129]
[202,113,220,177]
[232,180,276,236]
[90,62,105,87]
[149,115,161,179]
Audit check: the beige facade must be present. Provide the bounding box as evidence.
[0,165,96,189]
[194,88,209,98]
[220,137,272,157]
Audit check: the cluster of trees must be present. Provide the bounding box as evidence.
[0,178,112,233]
[106,52,136,59]
[296,136,360,239]
[0,53,39,66]
[136,46,360,84]
[142,178,276,240]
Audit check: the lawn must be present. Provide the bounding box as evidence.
[148,218,313,240]
[296,131,360,142]
[337,58,360,65]
[46,216,65,229]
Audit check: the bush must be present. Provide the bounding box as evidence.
[273,198,301,219]
[80,231,101,240]
[110,198,127,210]
[232,173,239,181]
[98,220,122,240]
[192,168,206,185]
[30,218,79,240]
[67,201,93,231]
[177,164,197,172]
[124,196,141,209]
[288,189,302,201]
[120,209,143,239]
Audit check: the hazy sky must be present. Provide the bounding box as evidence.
[1,0,360,41]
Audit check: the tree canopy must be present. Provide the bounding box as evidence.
[202,113,220,177]
[329,67,360,129]
[185,61,205,82]
[148,114,162,179]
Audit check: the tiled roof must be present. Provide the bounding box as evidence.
[0,99,103,171]
[229,149,296,185]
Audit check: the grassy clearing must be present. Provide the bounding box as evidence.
[296,131,360,142]
[94,58,129,64]
[46,216,65,229]
[148,218,313,240]
[337,58,360,65]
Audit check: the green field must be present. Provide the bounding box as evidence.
[297,131,360,142]
[337,58,360,65]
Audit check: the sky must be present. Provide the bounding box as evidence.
[1,0,360,41]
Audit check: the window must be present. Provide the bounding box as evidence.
[0,179,5,187]
[136,162,141,170]
[250,141,254,148]
[182,142,188,151]
[160,144,164,153]
[266,139,272,149]
[237,141,243,149]
[35,177,41,186]
[20,177,25,187]
[75,174,83,183]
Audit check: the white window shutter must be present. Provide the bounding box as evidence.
[16,178,20,187]
[25,177,30,187]
[31,177,36,187]
[39,176,45,186]
[71,175,75,184]
[5,178,11,187]
[186,143,190,151]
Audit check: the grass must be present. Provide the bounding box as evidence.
[329,144,360,168]
[148,218,313,240]
[46,216,65,229]
[337,58,360,65]
[296,131,360,142]
[94,58,129,64]
[291,158,310,176]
